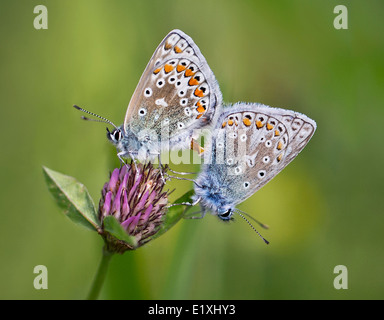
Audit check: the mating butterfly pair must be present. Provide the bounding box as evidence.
[75,30,316,243]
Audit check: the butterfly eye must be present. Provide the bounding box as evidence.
[218,209,233,220]
[110,129,122,142]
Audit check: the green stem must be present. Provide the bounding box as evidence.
[87,246,114,300]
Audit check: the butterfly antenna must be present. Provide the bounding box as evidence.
[234,209,269,229]
[73,105,119,130]
[236,212,269,245]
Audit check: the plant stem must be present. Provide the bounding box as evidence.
[87,246,114,300]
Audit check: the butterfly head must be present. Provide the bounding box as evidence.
[194,173,235,221]
[106,126,144,159]
[217,207,234,221]
[107,127,123,144]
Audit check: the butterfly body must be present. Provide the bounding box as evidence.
[194,168,235,220]
[194,102,316,220]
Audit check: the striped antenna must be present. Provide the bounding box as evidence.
[73,105,119,130]
[234,208,269,229]
[236,211,269,245]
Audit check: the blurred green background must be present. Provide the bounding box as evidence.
[1,0,383,299]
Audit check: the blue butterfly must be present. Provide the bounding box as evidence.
[189,102,316,243]
[74,29,222,166]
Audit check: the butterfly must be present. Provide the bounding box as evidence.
[191,102,316,243]
[74,29,222,165]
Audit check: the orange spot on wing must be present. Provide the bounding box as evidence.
[174,46,182,53]
[196,113,203,119]
[256,120,264,128]
[188,77,199,86]
[228,120,234,126]
[266,123,274,130]
[222,121,227,128]
[197,105,205,113]
[164,42,172,50]
[164,64,174,73]
[274,130,280,136]
[243,118,251,126]
[177,64,186,72]
[194,88,204,97]
[277,141,283,150]
[153,67,161,74]
[185,68,195,77]
[277,154,283,162]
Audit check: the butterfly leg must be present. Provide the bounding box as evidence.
[183,210,206,219]
[156,153,167,183]
[167,196,201,208]
[118,151,138,172]
[117,152,128,167]
[164,172,197,183]
[163,139,202,175]
[168,167,197,175]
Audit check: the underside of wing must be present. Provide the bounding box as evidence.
[209,102,316,204]
[124,30,222,143]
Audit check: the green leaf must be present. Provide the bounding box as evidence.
[102,216,138,249]
[43,166,100,231]
[152,189,195,240]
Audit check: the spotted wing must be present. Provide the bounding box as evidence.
[207,102,316,205]
[124,29,222,145]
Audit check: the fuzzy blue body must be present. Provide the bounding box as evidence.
[194,164,234,219]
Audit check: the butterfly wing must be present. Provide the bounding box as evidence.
[124,29,222,148]
[203,102,316,206]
